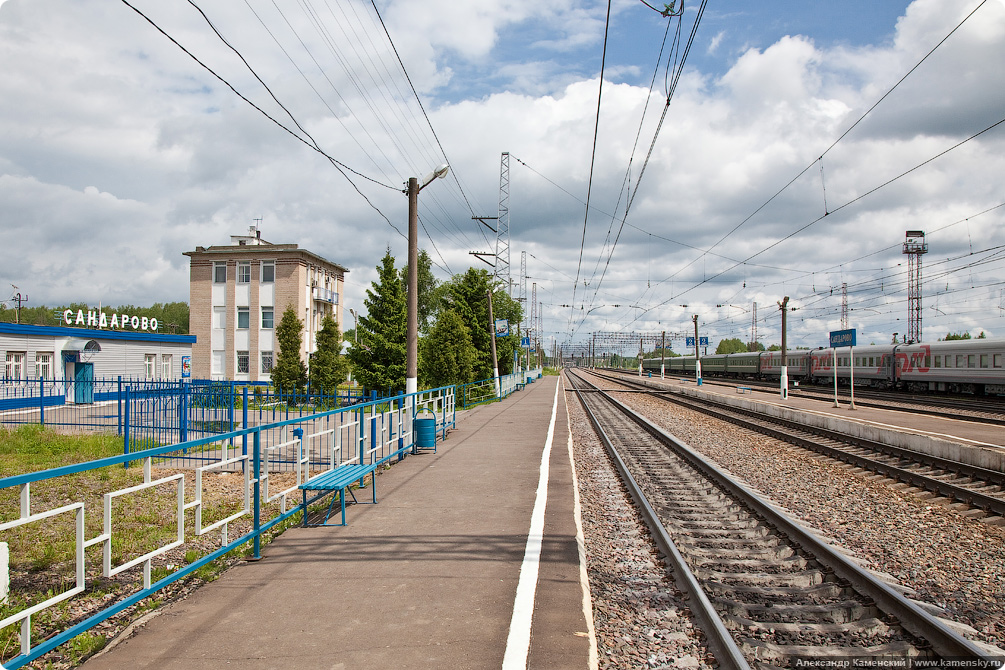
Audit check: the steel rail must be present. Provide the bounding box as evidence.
[593,370,1005,518]
[568,369,997,662]
[567,372,751,670]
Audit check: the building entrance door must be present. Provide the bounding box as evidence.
[74,363,94,404]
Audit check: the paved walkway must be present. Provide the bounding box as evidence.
[84,375,594,670]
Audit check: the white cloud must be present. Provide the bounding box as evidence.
[1,0,1003,350]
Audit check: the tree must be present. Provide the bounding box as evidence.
[420,309,477,388]
[715,337,748,354]
[437,268,522,379]
[399,249,439,334]
[271,305,307,398]
[311,314,350,397]
[943,332,972,341]
[348,251,407,395]
[747,341,765,352]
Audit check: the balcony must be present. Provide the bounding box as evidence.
[313,287,338,305]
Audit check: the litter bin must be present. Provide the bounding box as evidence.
[415,412,436,451]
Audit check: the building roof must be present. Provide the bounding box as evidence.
[184,242,349,274]
[0,322,196,344]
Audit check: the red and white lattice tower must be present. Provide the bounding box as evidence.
[903,231,928,344]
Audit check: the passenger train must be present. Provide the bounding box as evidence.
[638,338,1005,396]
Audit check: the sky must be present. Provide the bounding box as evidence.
[1,0,1004,357]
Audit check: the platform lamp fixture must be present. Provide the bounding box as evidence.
[406,163,449,402]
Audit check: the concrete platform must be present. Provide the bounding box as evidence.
[84,375,594,670]
[615,371,1005,472]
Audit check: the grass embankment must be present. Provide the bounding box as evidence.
[0,426,305,669]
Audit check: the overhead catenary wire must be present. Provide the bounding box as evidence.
[119,0,407,239]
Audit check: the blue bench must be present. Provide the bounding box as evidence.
[300,462,378,527]
[736,386,752,394]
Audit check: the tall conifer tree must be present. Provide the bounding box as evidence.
[348,251,407,394]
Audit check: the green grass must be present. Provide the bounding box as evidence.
[0,426,321,668]
[0,425,122,478]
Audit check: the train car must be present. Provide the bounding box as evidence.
[758,349,813,381]
[726,351,761,377]
[808,344,896,388]
[894,339,1005,395]
[701,354,729,376]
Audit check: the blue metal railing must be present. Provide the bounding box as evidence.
[0,384,456,669]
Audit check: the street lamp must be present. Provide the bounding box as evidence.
[406,163,449,398]
[349,307,359,343]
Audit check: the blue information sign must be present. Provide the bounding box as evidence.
[521,337,530,347]
[699,337,709,346]
[686,337,694,347]
[829,328,856,348]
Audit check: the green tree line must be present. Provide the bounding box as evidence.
[0,302,190,333]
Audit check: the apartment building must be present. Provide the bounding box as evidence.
[184,227,348,381]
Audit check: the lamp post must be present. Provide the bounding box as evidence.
[349,308,358,344]
[406,163,449,399]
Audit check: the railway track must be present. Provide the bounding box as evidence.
[566,369,997,668]
[589,370,1005,523]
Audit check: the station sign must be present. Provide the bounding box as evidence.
[685,337,709,347]
[62,308,159,332]
[829,328,856,348]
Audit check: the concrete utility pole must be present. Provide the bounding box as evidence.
[692,315,702,386]
[778,296,790,399]
[487,290,500,398]
[660,331,666,379]
[406,164,449,401]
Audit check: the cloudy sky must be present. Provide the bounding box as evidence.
[1,0,1003,355]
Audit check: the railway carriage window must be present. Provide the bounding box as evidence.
[868,357,874,366]
[924,355,930,368]
[995,354,1003,368]
[968,354,977,368]
[945,356,953,368]
[957,355,966,368]
[933,356,940,368]
[980,354,989,368]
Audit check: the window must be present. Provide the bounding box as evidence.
[945,355,953,368]
[214,262,227,283]
[237,351,250,374]
[995,354,1003,368]
[161,354,173,379]
[981,354,989,368]
[212,350,225,375]
[261,261,275,283]
[213,306,226,329]
[261,351,274,374]
[36,352,53,380]
[261,307,274,329]
[924,355,931,368]
[956,355,966,368]
[237,307,250,329]
[5,352,25,379]
[934,356,941,368]
[145,354,156,380]
[968,354,977,368]
[237,262,251,283]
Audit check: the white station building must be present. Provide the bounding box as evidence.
[0,321,195,391]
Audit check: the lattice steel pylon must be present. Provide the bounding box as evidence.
[518,251,527,306]
[840,282,848,330]
[531,282,537,355]
[750,302,757,350]
[903,231,928,343]
[495,152,511,295]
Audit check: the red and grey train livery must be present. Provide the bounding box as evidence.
[640,338,1005,396]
